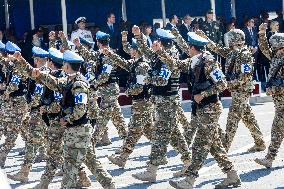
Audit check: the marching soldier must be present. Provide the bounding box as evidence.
[0,42,29,168]
[74,31,128,146]
[255,24,284,168]
[131,27,191,182]
[169,32,241,189]
[14,49,115,188]
[7,46,49,182]
[102,39,154,168]
[196,29,266,152]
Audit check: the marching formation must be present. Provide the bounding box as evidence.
[0,17,283,189]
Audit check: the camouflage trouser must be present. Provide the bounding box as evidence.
[266,94,284,160]
[84,146,113,188]
[122,99,154,155]
[61,124,92,189]
[183,115,198,147]
[88,91,100,120]
[186,102,234,178]
[0,96,7,138]
[19,111,31,142]
[224,91,265,150]
[0,96,28,157]
[93,96,127,143]
[23,109,47,166]
[39,119,65,186]
[149,96,191,166]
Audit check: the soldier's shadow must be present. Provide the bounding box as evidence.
[240,165,284,182]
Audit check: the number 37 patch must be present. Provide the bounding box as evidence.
[210,69,225,82]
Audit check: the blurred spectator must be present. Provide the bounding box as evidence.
[152,22,161,40]
[102,12,119,50]
[224,22,236,47]
[200,9,223,45]
[165,14,179,30]
[5,27,17,43]
[142,24,154,47]
[267,21,279,39]
[273,11,284,32]
[179,14,193,40]
[0,30,5,42]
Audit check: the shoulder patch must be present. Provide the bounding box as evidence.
[210,68,225,82]
[74,93,88,104]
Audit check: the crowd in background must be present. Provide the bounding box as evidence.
[0,10,283,90]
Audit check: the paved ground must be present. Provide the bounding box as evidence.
[1,101,284,189]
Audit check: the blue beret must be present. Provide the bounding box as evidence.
[96,31,110,40]
[187,32,209,46]
[48,48,63,64]
[156,28,175,40]
[0,41,5,52]
[32,46,49,58]
[131,38,138,49]
[63,50,84,64]
[79,37,95,46]
[5,41,21,53]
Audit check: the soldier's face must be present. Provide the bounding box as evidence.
[62,62,70,73]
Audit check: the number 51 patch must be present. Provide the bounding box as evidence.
[210,68,225,82]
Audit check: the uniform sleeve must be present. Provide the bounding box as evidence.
[238,50,254,85]
[171,28,190,56]
[135,33,156,60]
[206,40,231,58]
[200,60,227,98]
[14,59,34,77]
[49,39,57,48]
[5,69,26,95]
[77,45,100,62]
[61,37,71,50]
[38,72,67,92]
[126,63,149,96]
[156,49,191,72]
[122,41,131,55]
[258,33,272,60]
[63,81,88,124]
[107,51,131,71]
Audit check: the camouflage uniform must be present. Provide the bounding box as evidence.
[38,69,114,188]
[122,38,191,142]
[106,50,154,166]
[205,29,265,151]
[169,45,240,189]
[36,69,65,187]
[135,33,191,166]
[257,33,284,161]
[0,59,29,167]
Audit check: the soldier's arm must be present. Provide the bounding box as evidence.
[171,28,190,56]
[156,49,190,72]
[200,60,227,98]
[258,33,272,60]
[126,62,149,96]
[107,50,131,71]
[238,51,254,85]
[49,39,57,49]
[63,81,88,124]
[77,45,100,62]
[196,30,230,58]
[37,72,67,92]
[122,41,131,55]
[135,33,156,60]
[5,69,24,95]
